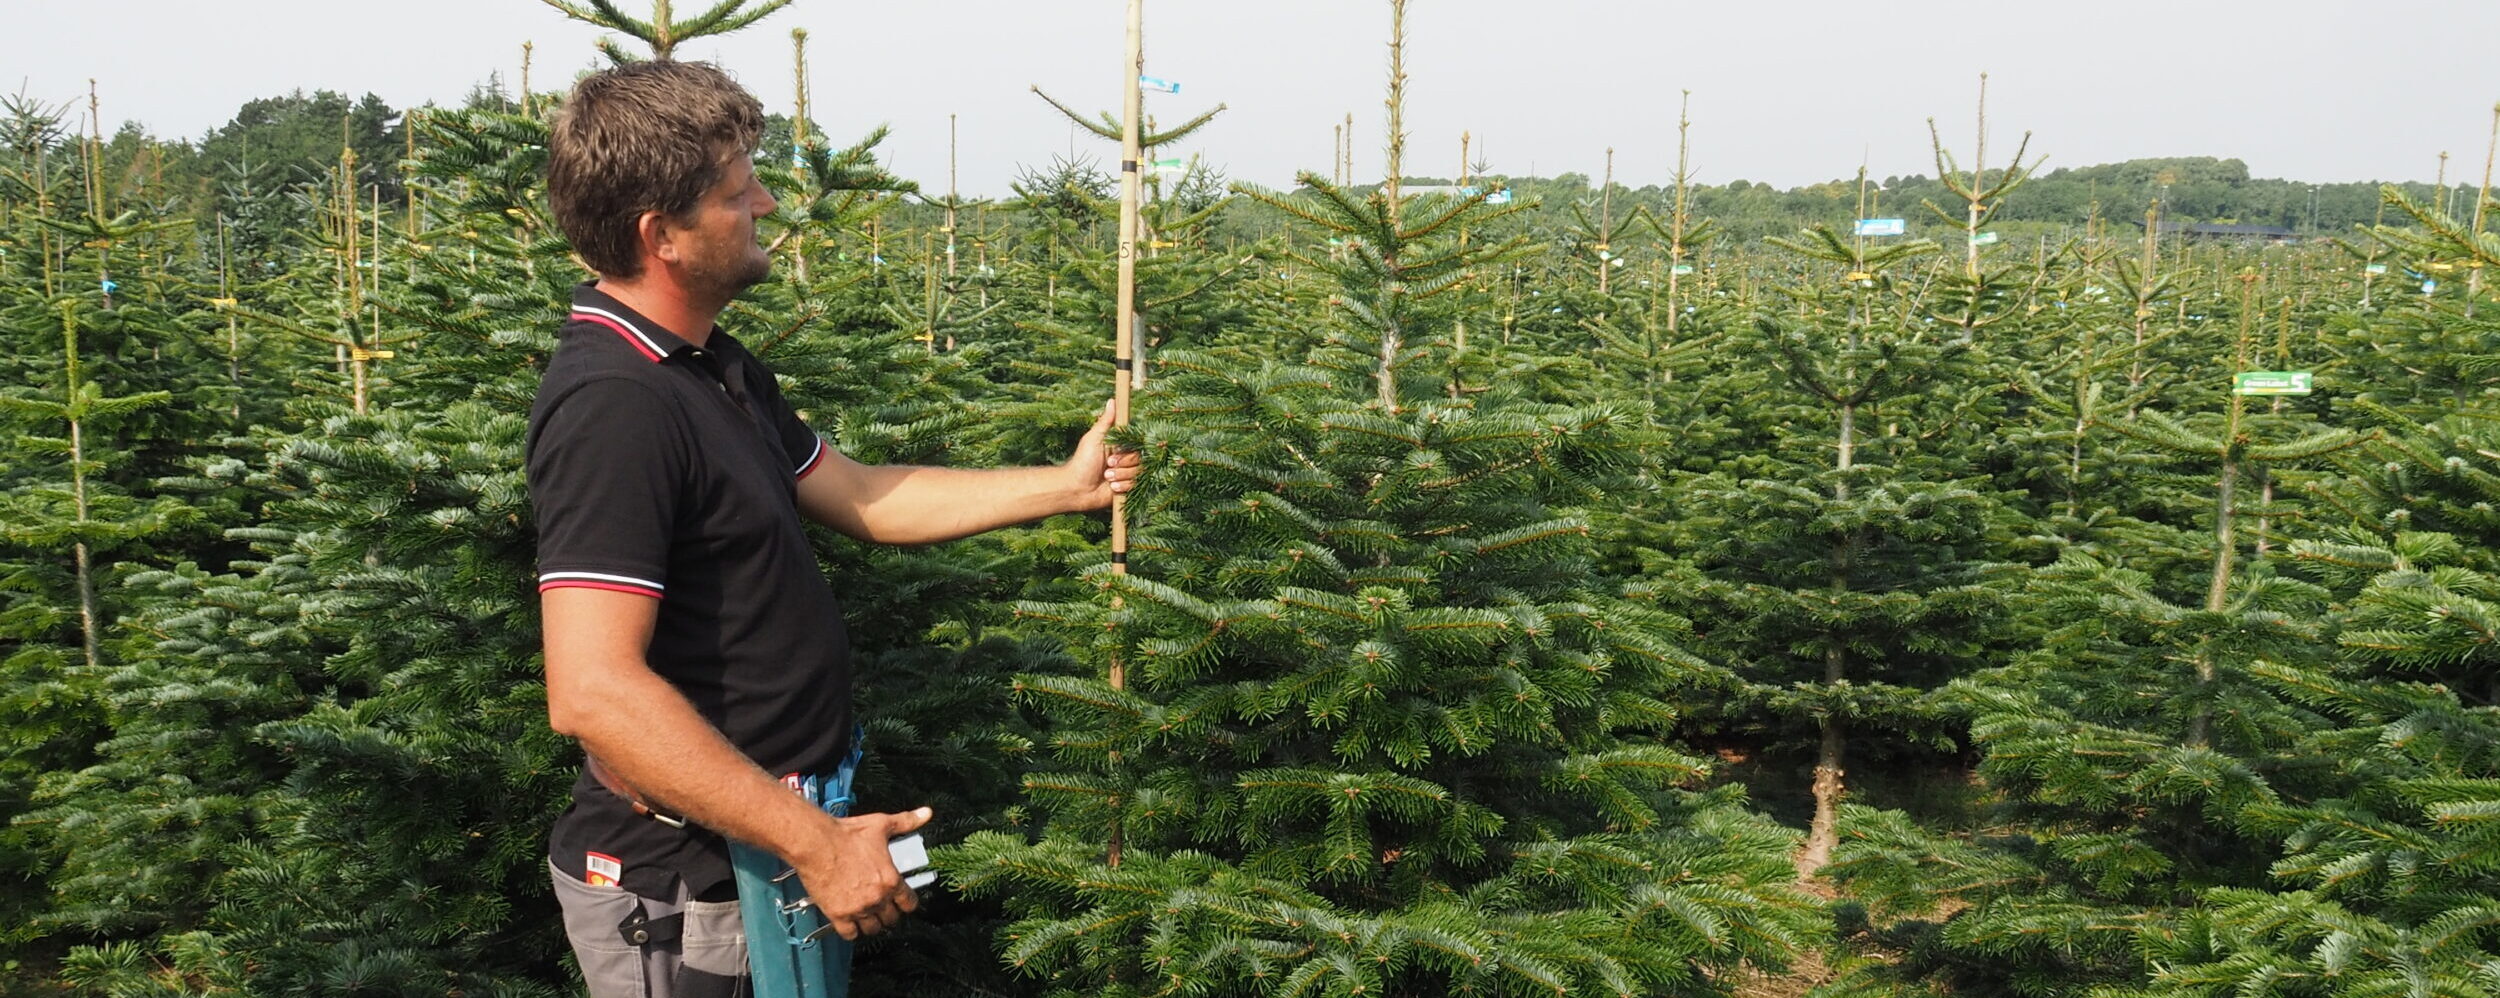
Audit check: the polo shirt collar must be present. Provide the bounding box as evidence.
[569,282,704,363]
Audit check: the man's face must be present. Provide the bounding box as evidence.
[666,150,777,303]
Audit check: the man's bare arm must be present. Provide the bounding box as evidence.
[796,404,1141,544]
[541,586,925,939]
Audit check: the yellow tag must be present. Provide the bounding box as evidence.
[1845,271,1872,282]
[1150,240,1179,249]
[349,348,395,361]
[208,297,239,308]
[2428,262,2455,272]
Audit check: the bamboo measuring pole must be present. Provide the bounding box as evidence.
[1103,0,1146,873]
[1111,0,1142,600]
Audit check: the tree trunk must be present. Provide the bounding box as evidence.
[1799,646,1847,882]
[2189,457,2238,749]
[70,408,99,672]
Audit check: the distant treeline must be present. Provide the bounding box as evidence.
[1408,158,2451,244]
[61,84,2453,259]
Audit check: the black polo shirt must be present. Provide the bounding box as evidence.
[529,282,850,900]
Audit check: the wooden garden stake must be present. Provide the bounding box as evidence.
[790,29,811,284]
[1667,92,1693,337]
[946,113,959,278]
[2469,103,2497,317]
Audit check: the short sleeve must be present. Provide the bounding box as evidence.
[527,378,687,599]
[759,373,827,480]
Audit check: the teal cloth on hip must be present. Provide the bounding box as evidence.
[732,728,864,998]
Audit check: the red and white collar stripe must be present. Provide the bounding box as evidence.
[571,305,673,362]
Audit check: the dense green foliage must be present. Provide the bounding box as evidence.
[8,7,2500,997]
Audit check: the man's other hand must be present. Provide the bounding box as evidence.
[1064,403,1143,511]
[798,805,933,941]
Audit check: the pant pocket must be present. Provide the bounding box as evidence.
[550,860,650,998]
[677,897,748,983]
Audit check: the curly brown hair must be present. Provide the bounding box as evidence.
[546,60,765,279]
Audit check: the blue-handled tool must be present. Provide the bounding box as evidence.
[731,728,866,998]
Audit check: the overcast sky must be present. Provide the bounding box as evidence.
[11,0,2499,196]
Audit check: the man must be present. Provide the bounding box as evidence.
[530,59,1139,996]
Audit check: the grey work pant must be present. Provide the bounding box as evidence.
[550,860,748,998]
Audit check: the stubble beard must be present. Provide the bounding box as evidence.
[686,240,772,308]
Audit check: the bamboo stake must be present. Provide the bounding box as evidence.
[2127,199,2161,415]
[1667,92,1692,338]
[1451,130,1469,399]
[1373,0,1409,410]
[372,183,384,383]
[946,113,959,279]
[2361,199,2383,308]
[339,121,369,415]
[1966,73,1988,280]
[405,109,419,239]
[2436,151,2450,219]
[219,214,240,423]
[86,81,112,310]
[2256,296,2291,558]
[791,29,811,285]
[2469,103,2497,317]
[1105,0,1146,870]
[1596,147,1613,295]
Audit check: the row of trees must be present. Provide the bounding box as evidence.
[5,2,2500,995]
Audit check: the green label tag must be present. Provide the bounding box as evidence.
[1672,263,1695,275]
[2234,371,2313,395]
[2365,263,2388,275]
[1970,231,1999,246]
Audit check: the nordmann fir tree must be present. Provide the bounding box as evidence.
[1820,273,2377,998]
[2149,350,2500,998]
[1647,214,2021,884]
[1,95,222,950]
[1984,225,2204,580]
[994,154,1261,464]
[941,5,1817,996]
[0,302,194,946]
[28,97,579,995]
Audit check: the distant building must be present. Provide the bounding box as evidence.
[2145,221,2302,245]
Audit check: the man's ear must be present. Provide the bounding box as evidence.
[635,210,681,267]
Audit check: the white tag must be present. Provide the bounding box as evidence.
[888,833,930,874]
[905,870,937,890]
